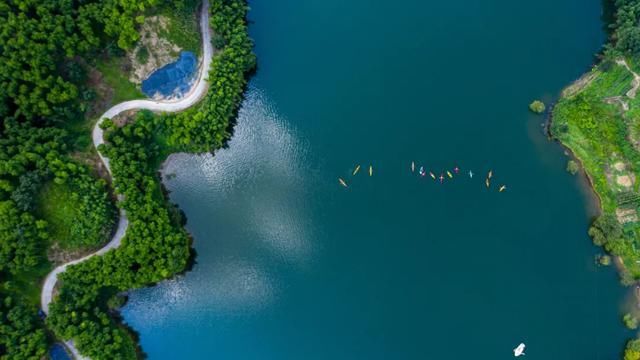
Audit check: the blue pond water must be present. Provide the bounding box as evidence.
[141,51,197,98]
[49,343,71,360]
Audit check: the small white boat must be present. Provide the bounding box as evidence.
[513,343,525,357]
[411,161,415,173]
[469,170,474,178]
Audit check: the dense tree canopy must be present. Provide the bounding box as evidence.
[0,295,48,360]
[0,0,157,121]
[610,0,640,53]
[168,0,256,151]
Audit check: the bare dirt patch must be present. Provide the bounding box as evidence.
[562,72,598,98]
[129,15,182,84]
[617,207,639,224]
[617,174,634,187]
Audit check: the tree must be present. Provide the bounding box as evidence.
[0,201,47,275]
[566,160,580,175]
[626,339,640,360]
[624,313,639,329]
[529,100,546,114]
[588,215,623,247]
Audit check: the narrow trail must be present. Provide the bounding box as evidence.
[40,1,214,358]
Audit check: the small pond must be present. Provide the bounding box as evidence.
[141,51,197,99]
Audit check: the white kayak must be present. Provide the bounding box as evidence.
[513,343,526,357]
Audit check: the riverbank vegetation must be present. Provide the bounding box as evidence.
[44,0,256,358]
[550,0,640,358]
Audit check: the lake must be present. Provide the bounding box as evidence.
[122,0,631,358]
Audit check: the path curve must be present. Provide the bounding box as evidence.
[40,0,213,357]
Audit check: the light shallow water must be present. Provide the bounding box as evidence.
[122,0,632,358]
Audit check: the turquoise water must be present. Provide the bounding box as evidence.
[122,0,632,358]
[141,51,197,98]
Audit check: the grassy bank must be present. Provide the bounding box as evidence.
[551,57,640,279]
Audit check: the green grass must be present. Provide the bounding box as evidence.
[95,57,145,104]
[35,182,80,250]
[136,46,150,64]
[7,261,52,306]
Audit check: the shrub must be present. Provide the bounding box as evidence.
[566,160,580,175]
[529,100,546,114]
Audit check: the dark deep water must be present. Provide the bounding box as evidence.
[122,0,632,358]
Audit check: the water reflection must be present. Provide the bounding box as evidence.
[124,87,314,325]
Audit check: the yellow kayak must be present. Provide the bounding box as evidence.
[339,178,348,187]
[369,166,373,176]
[499,185,507,192]
[430,172,436,180]
[486,178,490,188]
[488,170,493,179]
[447,171,453,178]
[411,161,415,173]
[352,165,361,176]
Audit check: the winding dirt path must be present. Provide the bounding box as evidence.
[40,1,214,357]
[616,58,640,99]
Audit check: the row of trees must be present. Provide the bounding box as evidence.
[167,0,256,151]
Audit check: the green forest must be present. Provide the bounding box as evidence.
[551,1,640,359]
[0,0,255,358]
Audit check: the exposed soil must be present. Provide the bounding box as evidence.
[129,15,182,84]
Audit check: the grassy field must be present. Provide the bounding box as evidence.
[552,56,640,278]
[95,56,145,104]
[36,182,79,250]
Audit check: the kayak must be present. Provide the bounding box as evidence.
[353,165,361,176]
[447,171,453,178]
[339,178,348,187]
[439,174,445,183]
[419,166,426,176]
[499,185,507,192]
[488,170,493,179]
[411,161,415,173]
[454,166,460,173]
[430,172,436,180]
[369,166,373,176]
[469,170,474,178]
[486,178,490,188]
